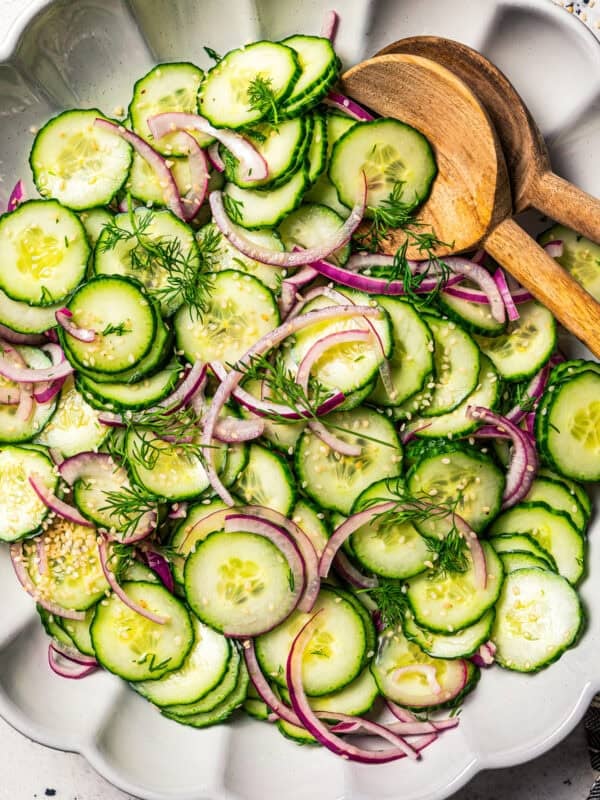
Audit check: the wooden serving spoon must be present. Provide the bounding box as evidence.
[376,36,600,244]
[340,53,600,358]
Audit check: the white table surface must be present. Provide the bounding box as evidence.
[0,0,599,798]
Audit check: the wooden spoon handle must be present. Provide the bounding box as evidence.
[528,170,600,245]
[484,218,600,358]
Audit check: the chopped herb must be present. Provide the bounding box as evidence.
[203,46,222,63]
[101,322,129,337]
[223,194,244,225]
[367,579,407,630]
[247,74,280,123]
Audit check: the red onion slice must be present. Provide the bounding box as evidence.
[494,268,519,321]
[333,550,378,589]
[48,645,98,679]
[55,308,96,342]
[0,353,73,383]
[207,142,225,172]
[140,548,175,593]
[167,130,209,221]
[468,406,538,508]
[147,112,268,183]
[287,613,418,762]
[280,266,320,318]
[210,185,366,268]
[16,385,33,421]
[7,179,25,212]
[168,502,188,520]
[36,538,48,576]
[10,542,86,620]
[323,92,374,122]
[98,538,168,624]
[50,640,98,667]
[471,642,496,668]
[321,9,339,40]
[213,415,265,443]
[29,474,94,527]
[385,700,459,734]
[0,324,45,346]
[543,240,564,259]
[34,377,66,404]
[505,364,549,424]
[201,304,382,504]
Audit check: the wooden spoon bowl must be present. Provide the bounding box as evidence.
[376,36,600,244]
[341,53,600,357]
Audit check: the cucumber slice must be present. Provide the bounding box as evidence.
[405,355,500,438]
[0,347,58,443]
[371,627,468,708]
[0,289,62,335]
[62,276,156,374]
[489,533,557,571]
[224,117,307,189]
[278,203,350,266]
[296,407,403,515]
[304,174,351,219]
[170,499,230,584]
[537,467,592,521]
[542,370,600,481]
[439,288,507,336]
[418,316,480,417]
[223,168,307,229]
[407,447,504,534]
[77,360,181,412]
[26,520,111,610]
[233,443,296,516]
[244,696,270,721]
[91,581,194,681]
[219,405,250,489]
[291,499,330,558]
[198,41,300,129]
[525,477,586,532]
[196,223,284,293]
[38,607,76,649]
[36,376,107,456]
[499,552,554,573]
[279,35,338,115]
[129,62,211,155]
[369,298,434,407]
[79,207,113,248]
[403,609,495,659]
[255,587,367,696]
[326,114,359,156]
[239,379,306,452]
[126,427,223,502]
[306,114,328,184]
[163,658,249,728]
[165,645,241,716]
[126,151,198,208]
[133,617,231,707]
[279,667,379,718]
[475,301,556,381]
[350,478,429,580]
[121,562,161,584]
[492,569,583,672]
[539,224,600,302]
[329,119,436,214]
[184,530,300,637]
[406,542,504,633]
[489,503,585,585]
[283,293,392,395]
[31,109,132,209]
[60,608,96,657]
[94,207,200,316]
[0,199,89,306]
[0,445,57,541]
[277,718,317,744]
[174,270,279,365]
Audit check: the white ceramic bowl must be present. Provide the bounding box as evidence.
[0,1,599,798]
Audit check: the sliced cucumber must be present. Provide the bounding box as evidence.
[369,298,434,407]
[291,499,330,558]
[62,276,156,374]
[170,499,230,584]
[223,168,307,229]
[0,199,89,306]
[407,446,504,534]
[129,62,211,154]
[329,119,436,214]
[489,503,585,585]
[255,587,367,696]
[198,41,300,129]
[174,270,279,365]
[279,666,378,718]
[304,173,351,218]
[537,467,592,521]
[371,627,468,708]
[0,347,58,443]
[295,407,403,514]
[279,202,350,266]
[306,114,328,184]
[239,379,306,453]
[60,608,96,657]
[539,224,600,302]
[475,301,556,381]
[77,360,181,412]
[406,541,503,633]
[126,151,199,208]
[133,617,231,707]
[26,520,110,610]
[36,376,107,456]
[38,607,76,649]
[439,288,507,336]
[79,207,113,248]
[525,477,587,532]
[224,117,307,189]
[30,109,132,209]
[489,533,557,571]
[91,581,194,681]
[94,207,200,316]
[492,569,583,672]
[0,289,62,335]
[279,35,338,116]
[233,443,296,516]
[0,445,57,541]
[164,645,241,716]
[403,609,495,659]
[499,551,554,573]
[184,530,299,637]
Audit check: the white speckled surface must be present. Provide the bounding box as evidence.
[0,1,598,799]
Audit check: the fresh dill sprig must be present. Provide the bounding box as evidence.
[127,404,207,471]
[101,322,129,337]
[247,74,280,124]
[99,199,213,320]
[355,181,415,252]
[98,484,159,542]
[223,194,244,225]
[367,579,408,630]
[204,46,222,63]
